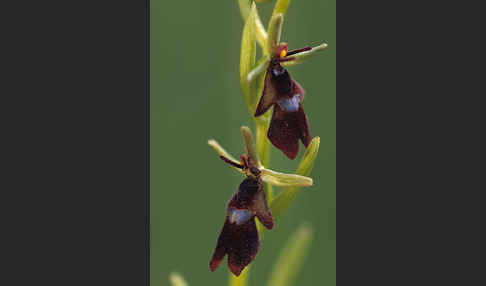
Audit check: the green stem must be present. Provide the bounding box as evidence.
[255,122,269,167]
[229,265,251,286]
[230,1,300,285]
[255,121,273,203]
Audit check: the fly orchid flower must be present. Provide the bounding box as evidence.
[209,155,273,276]
[254,43,313,159]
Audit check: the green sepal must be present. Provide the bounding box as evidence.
[267,13,284,54]
[260,169,312,187]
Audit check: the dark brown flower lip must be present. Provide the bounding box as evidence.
[209,215,259,276]
[268,104,311,159]
[209,155,274,276]
[254,44,313,159]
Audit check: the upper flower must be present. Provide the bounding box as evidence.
[254,43,313,159]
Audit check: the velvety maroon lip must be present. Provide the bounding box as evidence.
[254,44,313,159]
[209,155,274,276]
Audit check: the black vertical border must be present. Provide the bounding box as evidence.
[337,1,485,285]
[2,0,150,285]
[146,0,151,283]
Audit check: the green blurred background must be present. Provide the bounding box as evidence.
[150,1,335,285]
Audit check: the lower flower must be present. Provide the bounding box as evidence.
[209,157,274,276]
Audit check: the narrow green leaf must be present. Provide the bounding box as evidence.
[296,136,320,176]
[229,265,250,286]
[266,223,313,286]
[254,15,268,50]
[272,0,291,17]
[238,0,268,50]
[266,13,284,54]
[241,126,260,167]
[270,137,320,220]
[169,272,189,286]
[260,169,313,187]
[282,42,328,67]
[240,4,257,115]
[237,0,251,20]
[255,120,273,203]
[207,139,243,174]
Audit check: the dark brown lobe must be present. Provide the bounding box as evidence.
[209,156,274,276]
[254,45,313,159]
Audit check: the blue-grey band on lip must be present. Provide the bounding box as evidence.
[228,207,253,225]
[279,94,300,112]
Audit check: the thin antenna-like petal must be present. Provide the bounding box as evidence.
[208,139,243,174]
[282,43,328,67]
